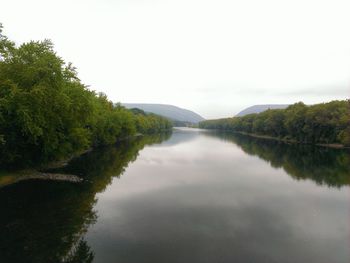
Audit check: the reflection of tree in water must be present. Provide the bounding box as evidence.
[63,239,94,263]
[207,132,350,188]
[55,132,171,194]
[0,133,171,263]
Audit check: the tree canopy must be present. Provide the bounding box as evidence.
[199,100,350,146]
[0,25,172,166]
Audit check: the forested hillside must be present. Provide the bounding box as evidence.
[122,103,205,123]
[0,25,172,166]
[199,101,350,146]
[236,104,289,116]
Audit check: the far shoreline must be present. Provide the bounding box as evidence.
[203,129,349,149]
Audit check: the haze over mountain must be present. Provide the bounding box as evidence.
[236,105,290,117]
[122,103,205,123]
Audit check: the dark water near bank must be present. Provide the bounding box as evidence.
[1,128,350,263]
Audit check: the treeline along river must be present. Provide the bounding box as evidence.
[199,100,350,146]
[1,128,349,263]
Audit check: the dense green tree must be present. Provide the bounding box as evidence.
[199,100,350,146]
[0,25,172,166]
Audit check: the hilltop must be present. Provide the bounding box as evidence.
[122,103,205,123]
[236,104,290,116]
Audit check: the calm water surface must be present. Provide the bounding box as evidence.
[1,128,350,263]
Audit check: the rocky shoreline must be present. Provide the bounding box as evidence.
[0,169,83,188]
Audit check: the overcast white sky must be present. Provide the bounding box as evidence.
[1,0,349,118]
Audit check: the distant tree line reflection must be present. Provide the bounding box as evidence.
[206,131,350,188]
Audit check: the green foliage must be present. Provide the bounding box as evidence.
[132,108,173,133]
[199,100,350,146]
[0,26,172,166]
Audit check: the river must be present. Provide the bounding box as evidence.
[1,128,349,263]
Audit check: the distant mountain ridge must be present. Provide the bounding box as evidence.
[236,104,290,117]
[122,103,205,123]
